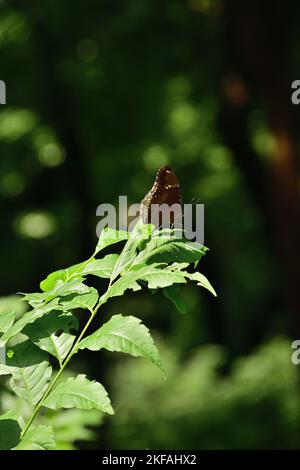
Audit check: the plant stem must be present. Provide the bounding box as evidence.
[20,301,102,440]
[20,244,114,441]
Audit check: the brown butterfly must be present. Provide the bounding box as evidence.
[140,165,182,227]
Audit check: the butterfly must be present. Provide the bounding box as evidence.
[140,165,182,227]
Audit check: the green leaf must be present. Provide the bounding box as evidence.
[44,374,114,415]
[101,265,156,301]
[0,299,60,346]
[0,340,52,407]
[185,271,217,297]
[77,314,164,373]
[0,412,21,450]
[40,263,86,292]
[59,288,99,312]
[0,410,19,420]
[0,311,15,333]
[96,226,129,254]
[139,266,187,289]
[22,278,90,307]
[102,264,183,301]
[133,235,207,266]
[40,254,119,293]
[40,270,70,293]
[23,312,79,365]
[163,285,187,314]
[102,222,212,299]
[102,259,216,303]
[111,220,155,280]
[142,264,217,296]
[80,254,119,278]
[14,425,55,450]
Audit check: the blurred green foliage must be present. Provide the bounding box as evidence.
[1,0,300,449]
[107,337,300,449]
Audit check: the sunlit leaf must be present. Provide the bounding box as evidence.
[0,299,60,346]
[101,264,162,302]
[95,227,129,254]
[14,425,55,450]
[0,340,52,406]
[103,260,216,303]
[40,268,80,292]
[102,263,183,301]
[77,314,164,373]
[133,236,207,266]
[44,374,114,415]
[40,254,119,292]
[80,254,119,278]
[0,311,15,333]
[111,220,155,280]
[22,279,90,306]
[139,267,187,289]
[59,288,99,312]
[185,272,217,297]
[23,312,79,365]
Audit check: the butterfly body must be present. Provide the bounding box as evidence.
[140,166,182,227]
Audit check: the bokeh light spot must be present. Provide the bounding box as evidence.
[0,108,37,141]
[32,127,65,167]
[252,128,275,158]
[204,145,233,171]
[39,142,65,167]
[15,211,57,239]
[169,103,199,136]
[143,145,169,171]
[248,110,275,158]
[0,12,30,45]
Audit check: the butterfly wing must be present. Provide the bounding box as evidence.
[140,166,182,226]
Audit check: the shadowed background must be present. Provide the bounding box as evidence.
[1,0,300,449]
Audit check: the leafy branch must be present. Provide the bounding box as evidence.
[0,221,216,450]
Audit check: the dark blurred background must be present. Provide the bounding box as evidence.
[1,0,300,449]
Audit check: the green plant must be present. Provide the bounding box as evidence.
[0,221,215,450]
[1,379,104,450]
[107,337,300,450]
